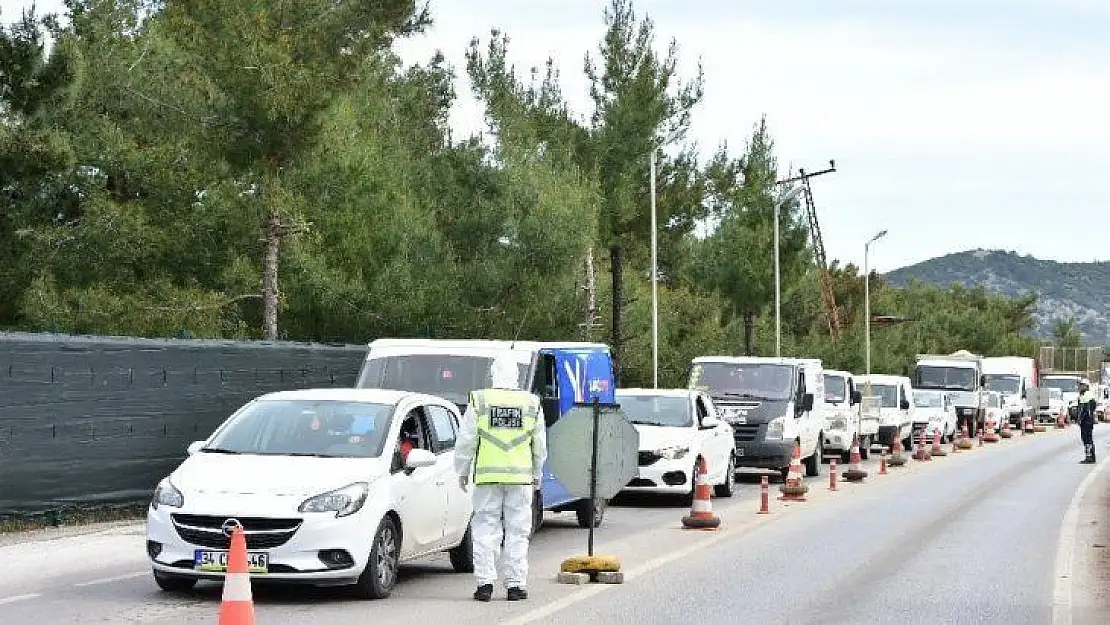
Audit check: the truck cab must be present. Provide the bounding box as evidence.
[982,356,1037,428]
[1040,374,1084,422]
[689,356,826,481]
[856,374,915,449]
[914,350,985,435]
[354,338,616,533]
[822,370,867,461]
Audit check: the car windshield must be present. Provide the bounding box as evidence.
[862,384,898,408]
[914,391,943,408]
[615,394,692,427]
[824,375,847,404]
[202,400,394,458]
[356,354,529,405]
[1043,378,1079,394]
[915,365,977,391]
[984,374,1021,395]
[690,362,794,401]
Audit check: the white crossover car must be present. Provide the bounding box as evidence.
[912,390,957,442]
[616,388,736,503]
[146,388,474,599]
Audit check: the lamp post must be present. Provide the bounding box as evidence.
[864,229,888,375]
[774,184,806,357]
[650,149,659,388]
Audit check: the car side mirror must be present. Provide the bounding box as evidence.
[700,415,722,430]
[187,441,204,455]
[851,390,862,405]
[800,393,814,412]
[900,399,910,410]
[404,448,437,469]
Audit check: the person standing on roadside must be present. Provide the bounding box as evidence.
[1077,381,1097,464]
[455,355,547,602]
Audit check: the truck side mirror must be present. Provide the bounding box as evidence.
[900,398,910,410]
[801,393,814,412]
[851,390,862,405]
[980,375,987,387]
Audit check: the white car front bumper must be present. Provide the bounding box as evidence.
[146,498,374,585]
[624,452,696,495]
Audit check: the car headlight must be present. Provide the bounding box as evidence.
[151,478,184,510]
[828,418,847,431]
[766,417,786,440]
[655,446,690,460]
[298,482,370,518]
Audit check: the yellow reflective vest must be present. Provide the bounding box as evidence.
[470,388,539,485]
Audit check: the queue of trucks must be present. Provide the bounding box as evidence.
[350,339,1105,532]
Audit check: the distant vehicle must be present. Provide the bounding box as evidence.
[1040,374,1085,422]
[822,370,868,461]
[1036,387,1066,423]
[146,388,474,599]
[982,356,1037,427]
[912,389,957,442]
[616,388,736,502]
[354,338,616,532]
[982,391,1007,432]
[915,351,985,433]
[689,356,826,481]
[856,374,915,450]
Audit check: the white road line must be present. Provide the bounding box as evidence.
[0,593,41,606]
[1052,451,1110,625]
[73,571,148,587]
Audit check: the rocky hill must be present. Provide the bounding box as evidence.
[883,249,1110,344]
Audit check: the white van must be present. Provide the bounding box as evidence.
[689,356,826,481]
[822,370,869,461]
[855,374,915,450]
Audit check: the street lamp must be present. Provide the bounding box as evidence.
[864,229,888,375]
[774,184,806,357]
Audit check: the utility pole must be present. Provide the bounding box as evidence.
[777,161,840,340]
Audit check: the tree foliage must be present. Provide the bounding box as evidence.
[0,0,1044,386]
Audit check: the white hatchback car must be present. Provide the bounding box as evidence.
[616,388,736,503]
[146,388,474,599]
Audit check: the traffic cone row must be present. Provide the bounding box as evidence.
[1000,419,1014,439]
[931,429,947,457]
[682,455,721,530]
[888,436,907,467]
[956,424,973,449]
[778,443,808,501]
[983,417,1000,443]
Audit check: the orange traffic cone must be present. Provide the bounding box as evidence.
[219,525,255,624]
[915,428,932,461]
[1000,419,1014,439]
[1056,411,1066,429]
[682,456,721,530]
[983,417,1000,443]
[778,442,808,501]
[957,423,973,450]
[1023,416,1034,434]
[888,436,907,467]
[843,434,868,482]
[931,428,947,456]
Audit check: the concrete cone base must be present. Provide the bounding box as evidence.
[956,439,973,449]
[1034,425,1047,432]
[1000,430,1014,438]
[932,447,948,456]
[779,483,808,501]
[844,468,868,481]
[681,515,721,530]
[888,453,907,467]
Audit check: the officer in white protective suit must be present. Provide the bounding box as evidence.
[455,355,548,602]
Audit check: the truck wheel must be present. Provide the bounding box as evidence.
[575,498,605,528]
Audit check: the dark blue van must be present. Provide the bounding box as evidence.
[354,339,616,534]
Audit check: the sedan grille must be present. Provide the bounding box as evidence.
[171,514,302,550]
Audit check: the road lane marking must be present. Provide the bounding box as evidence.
[73,571,147,587]
[1052,441,1110,625]
[0,593,41,606]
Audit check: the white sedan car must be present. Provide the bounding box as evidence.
[146,388,474,599]
[616,388,736,503]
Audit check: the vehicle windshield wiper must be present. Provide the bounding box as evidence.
[200,447,240,454]
[628,420,665,426]
[719,392,770,400]
[255,451,337,458]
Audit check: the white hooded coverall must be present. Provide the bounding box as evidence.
[454,356,548,590]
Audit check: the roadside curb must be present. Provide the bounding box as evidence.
[1053,428,1110,625]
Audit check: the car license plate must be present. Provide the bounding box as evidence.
[194,549,269,573]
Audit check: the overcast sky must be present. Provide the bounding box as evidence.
[6,0,1108,272]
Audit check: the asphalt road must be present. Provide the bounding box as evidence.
[0,426,1104,624]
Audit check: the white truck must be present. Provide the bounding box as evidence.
[1040,373,1086,423]
[822,370,871,461]
[915,350,985,436]
[689,356,827,481]
[855,374,915,450]
[981,356,1037,428]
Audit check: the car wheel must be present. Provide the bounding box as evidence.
[153,570,196,592]
[713,453,735,498]
[448,522,475,573]
[575,498,606,528]
[353,516,401,600]
[804,439,822,477]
